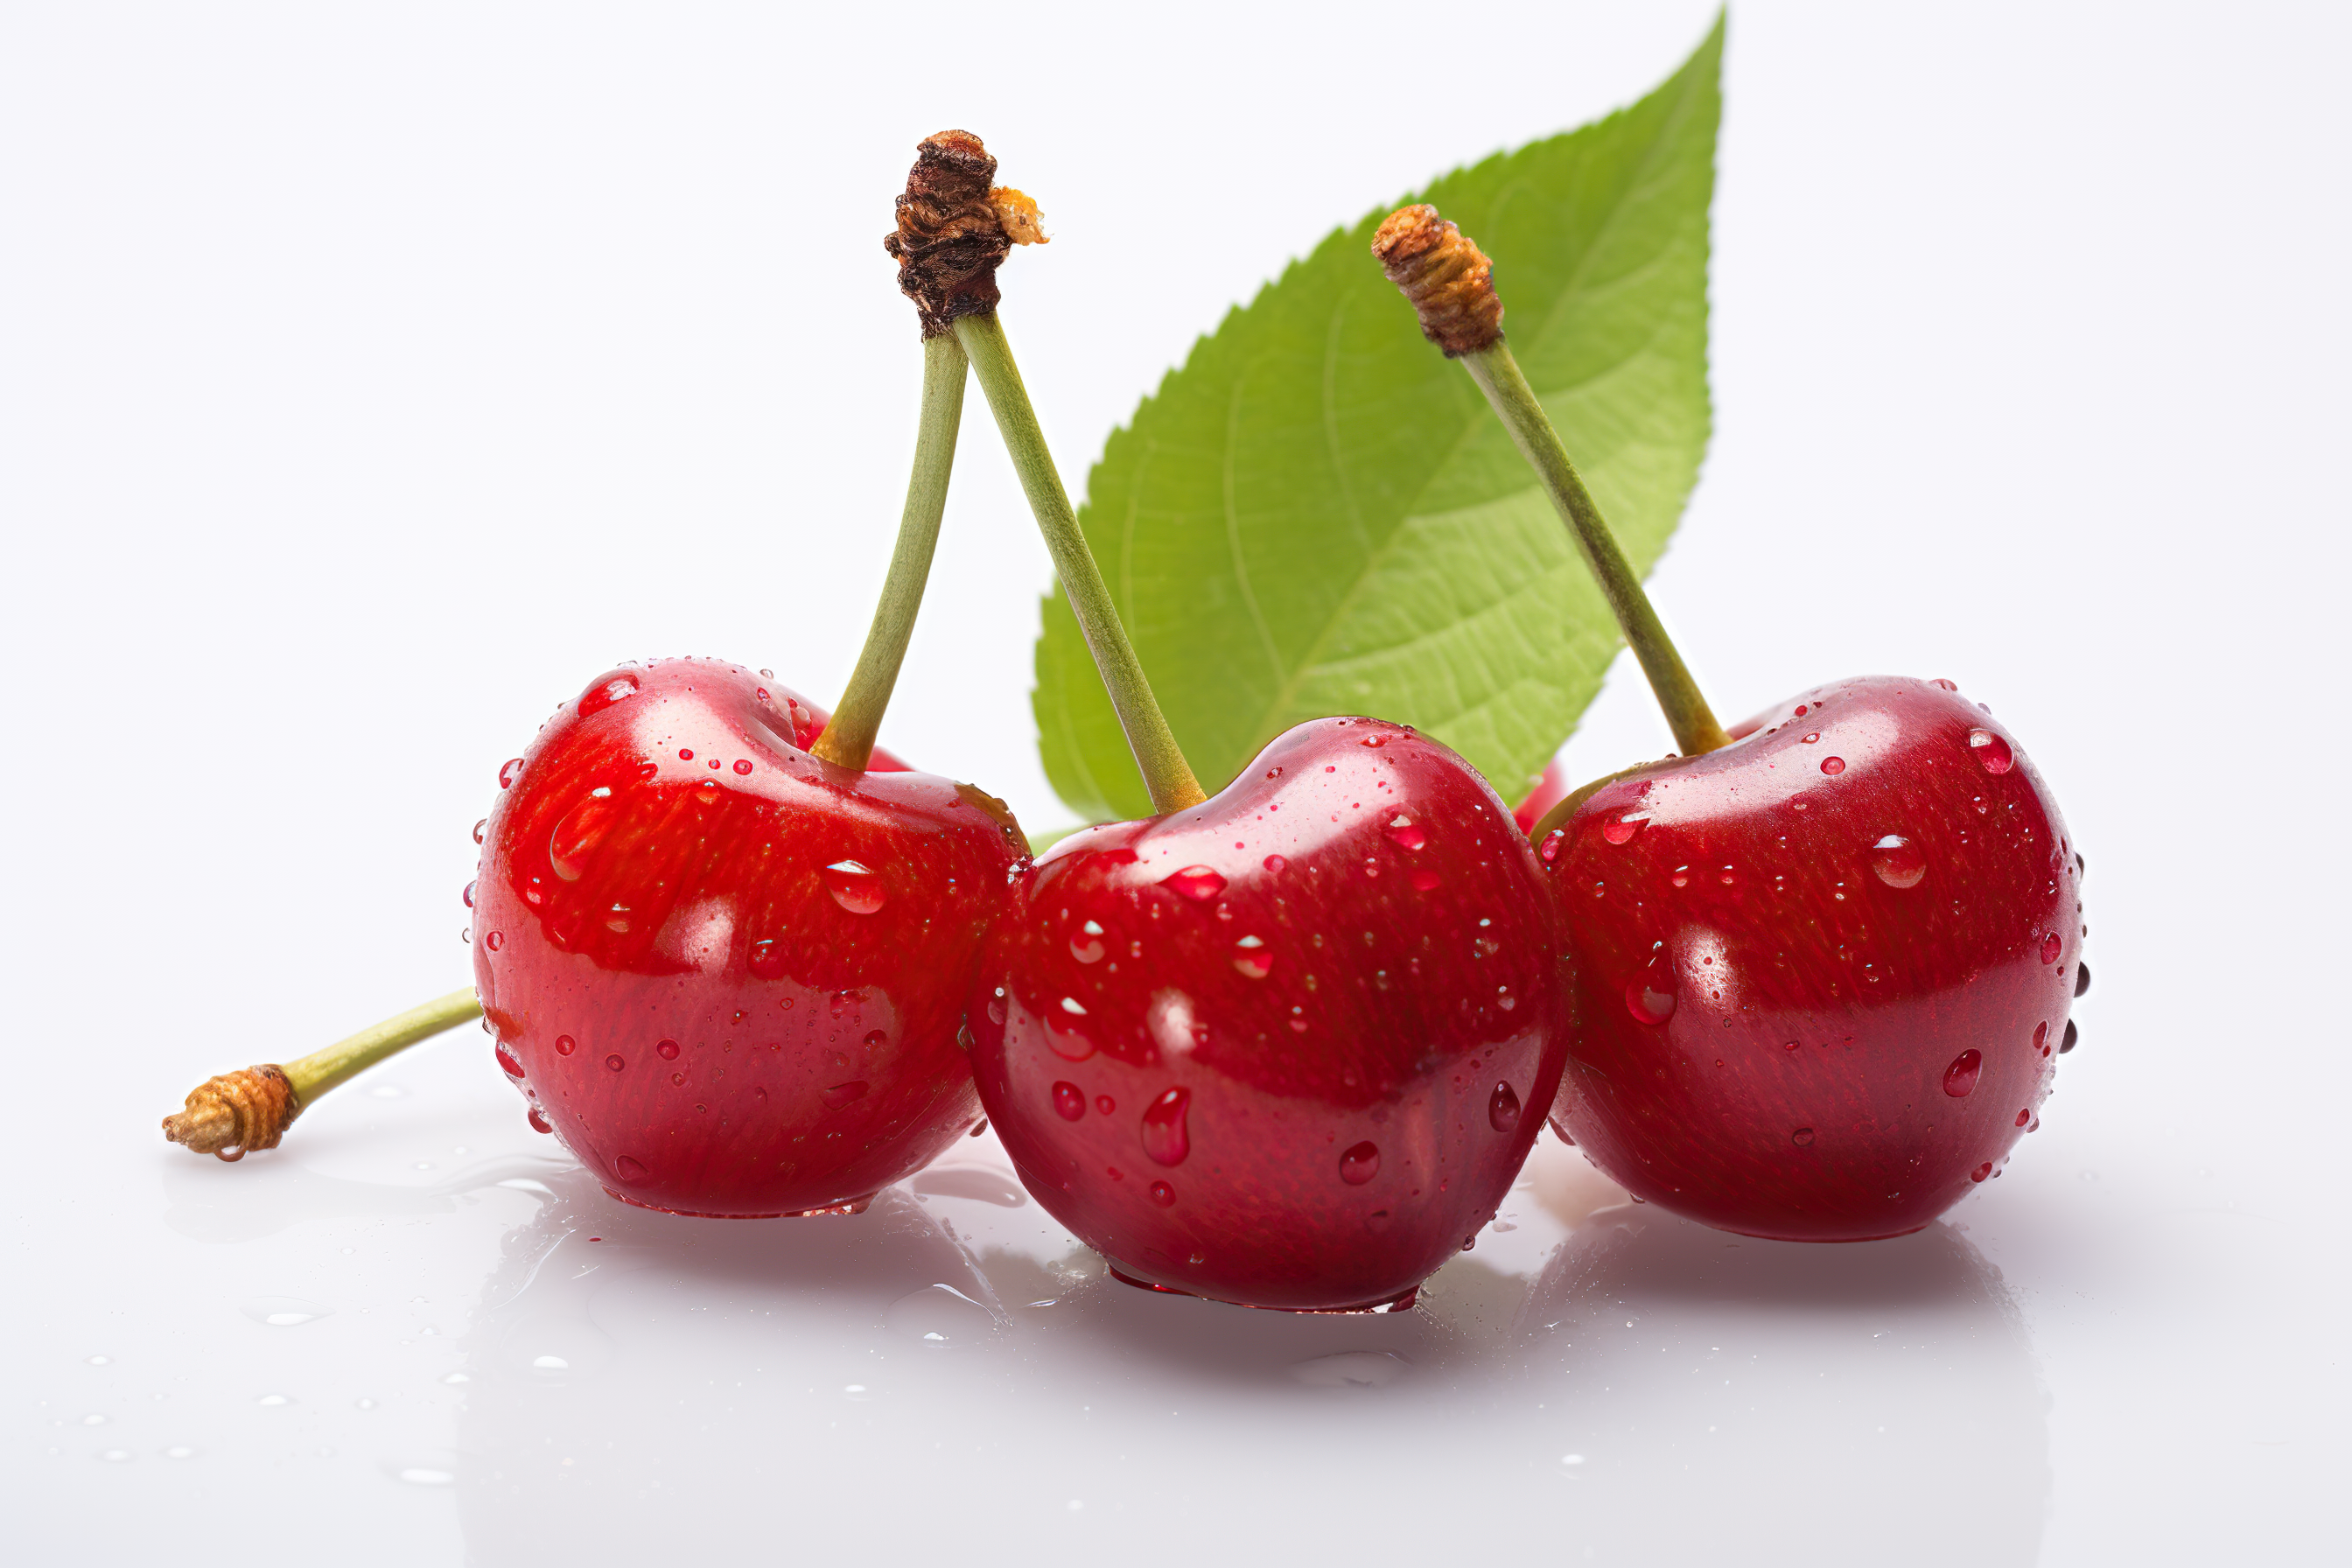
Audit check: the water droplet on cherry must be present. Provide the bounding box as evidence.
[1625,976,1676,1025]
[2075,961,2091,998]
[1871,834,1926,888]
[822,860,887,914]
[1148,1180,1176,1208]
[1139,1087,1193,1166]
[498,758,524,788]
[461,881,475,908]
[1970,1161,1993,1182]
[484,930,503,951]
[576,672,640,717]
[1968,728,2014,774]
[1231,935,1271,978]
[2040,933,2062,963]
[655,1039,680,1060]
[733,759,752,776]
[1052,1082,1085,1121]
[2061,1020,2078,1054]
[1384,815,1425,850]
[472,818,487,845]
[821,1081,868,1110]
[612,1156,647,1183]
[494,1043,524,1078]
[1339,1141,1381,1185]
[1792,1127,1815,1146]
[1163,865,1227,901]
[1820,756,1846,775]
[1488,1082,1521,1133]
[1600,811,1649,845]
[1263,854,1287,873]
[606,1054,626,1072]
[748,939,785,979]
[527,1107,552,1134]
[555,1035,575,1056]
[1942,1049,1983,1097]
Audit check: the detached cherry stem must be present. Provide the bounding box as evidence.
[1374,205,1731,761]
[161,988,482,1159]
[956,312,1208,815]
[811,332,969,771]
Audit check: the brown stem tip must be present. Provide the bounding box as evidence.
[1372,204,1502,357]
[884,130,1047,338]
[161,1066,299,1161]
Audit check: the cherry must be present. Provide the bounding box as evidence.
[1537,677,2080,1238]
[472,656,1024,1216]
[1375,206,2084,1241]
[966,718,1571,1311]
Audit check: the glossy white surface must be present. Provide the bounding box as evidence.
[4,4,2345,1564]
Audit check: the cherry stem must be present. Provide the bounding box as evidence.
[1460,342,1732,758]
[284,988,485,1101]
[162,988,482,1159]
[954,310,1208,815]
[811,332,969,770]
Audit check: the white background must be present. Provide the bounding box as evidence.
[4,3,2345,1563]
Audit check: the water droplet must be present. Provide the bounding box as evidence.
[1968,728,2014,774]
[1932,678,1958,691]
[677,748,694,761]
[605,1054,626,1072]
[1670,864,1691,887]
[472,818,488,845]
[748,938,785,979]
[461,881,475,908]
[1942,1049,1983,1097]
[1148,1180,1176,1207]
[240,1297,332,1328]
[527,1107,553,1134]
[494,1043,524,1078]
[498,758,524,788]
[1047,997,1095,1061]
[862,1029,886,1051]
[1801,732,1821,744]
[1871,834,1926,888]
[1540,830,1566,864]
[1141,1087,1191,1166]
[645,1039,676,1062]
[2039,932,2062,964]
[884,1284,998,1348]
[1410,867,1441,892]
[732,758,753,776]
[484,930,503,951]
[1970,1161,1993,1183]
[576,671,640,716]
[1095,1095,1116,1115]
[1163,865,1228,901]
[555,1034,575,1055]
[1792,1127,1815,1146]
[2061,1020,2079,1054]
[822,860,887,914]
[1069,920,1107,963]
[1231,934,1271,978]
[2075,961,2091,998]
[1360,732,1389,748]
[1384,815,1426,850]
[1488,1082,1522,1133]
[1052,1082,1086,1120]
[822,1081,869,1110]
[1625,976,1676,1025]
[612,1155,647,1182]
[1339,1141,1381,1185]
[1263,854,1287,873]
[1600,810,1649,845]
[1820,756,1846,776]
[2014,1109,2032,1128]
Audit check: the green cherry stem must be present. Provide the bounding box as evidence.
[811,332,970,770]
[162,987,482,1159]
[1371,203,1730,760]
[1460,341,1731,758]
[955,311,1208,814]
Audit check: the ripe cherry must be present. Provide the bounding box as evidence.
[966,718,1571,1311]
[472,656,1024,1216]
[1537,677,2080,1238]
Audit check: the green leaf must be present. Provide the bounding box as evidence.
[1033,17,1722,823]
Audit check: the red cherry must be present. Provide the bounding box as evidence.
[1542,676,2079,1240]
[969,718,1570,1311]
[472,656,1022,1216]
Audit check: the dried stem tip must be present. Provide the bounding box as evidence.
[885,131,1048,337]
[161,1066,298,1161]
[1372,204,1502,356]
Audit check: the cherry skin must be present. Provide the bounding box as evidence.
[1514,756,1573,835]
[967,717,1572,1311]
[471,656,1024,1216]
[1537,676,2080,1240]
